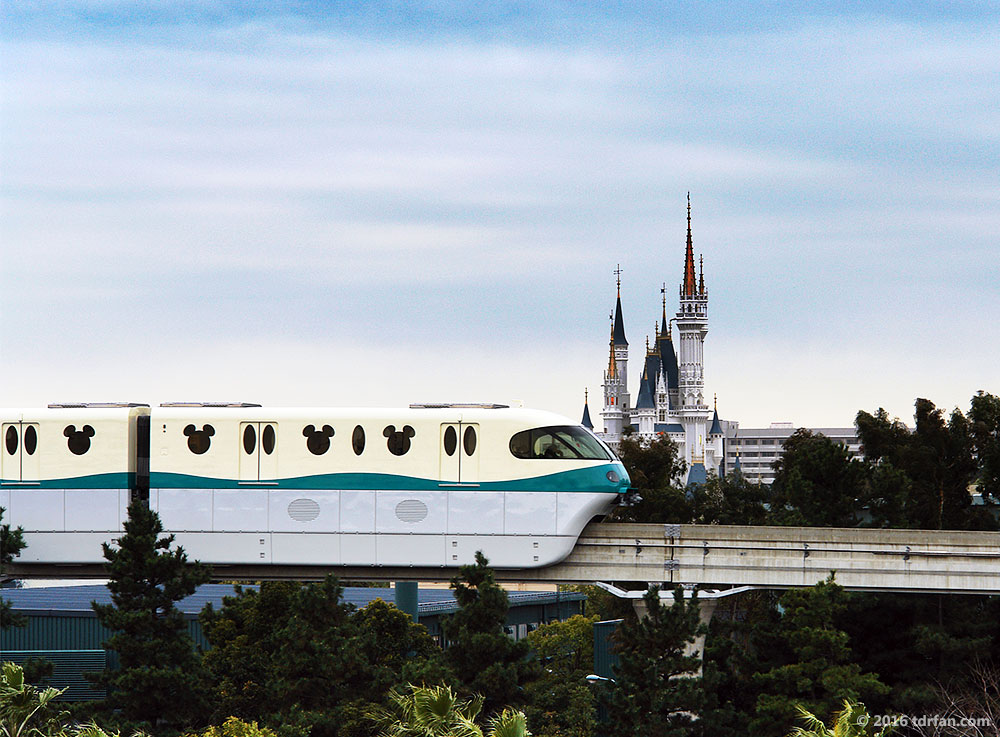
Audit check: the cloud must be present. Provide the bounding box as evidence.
[2,8,998,423]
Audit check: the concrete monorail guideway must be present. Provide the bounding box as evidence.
[6,522,1000,594]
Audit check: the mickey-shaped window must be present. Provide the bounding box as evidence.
[64,425,95,455]
[303,425,335,455]
[384,425,415,456]
[184,424,215,455]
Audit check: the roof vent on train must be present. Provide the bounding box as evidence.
[159,402,263,408]
[48,402,150,408]
[409,403,510,409]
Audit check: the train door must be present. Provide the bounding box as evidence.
[439,423,479,483]
[239,422,278,481]
[2,422,40,482]
[440,424,460,483]
[460,424,479,483]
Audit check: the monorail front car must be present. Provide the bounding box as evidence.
[1,404,629,569]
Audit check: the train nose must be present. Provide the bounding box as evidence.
[606,463,630,491]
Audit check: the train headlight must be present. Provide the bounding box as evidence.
[606,470,620,484]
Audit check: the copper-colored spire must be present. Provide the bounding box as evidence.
[699,254,705,295]
[682,193,696,297]
[607,327,617,379]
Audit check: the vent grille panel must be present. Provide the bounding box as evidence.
[287,498,321,522]
[395,499,429,523]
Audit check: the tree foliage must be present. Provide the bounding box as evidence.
[369,684,531,737]
[442,552,537,718]
[202,578,362,736]
[0,506,27,631]
[689,471,769,525]
[0,661,67,737]
[970,391,1000,508]
[612,434,691,523]
[523,615,598,737]
[602,586,706,737]
[856,398,995,530]
[201,579,450,737]
[750,576,888,737]
[91,500,211,730]
[790,700,897,737]
[769,430,866,527]
[184,717,278,737]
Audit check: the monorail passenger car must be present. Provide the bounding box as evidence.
[1,403,629,569]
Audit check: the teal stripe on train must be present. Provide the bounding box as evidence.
[0,473,132,489]
[149,463,630,493]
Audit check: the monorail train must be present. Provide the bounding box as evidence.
[1,403,629,569]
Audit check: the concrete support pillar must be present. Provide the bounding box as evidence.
[394,581,419,622]
[631,594,717,677]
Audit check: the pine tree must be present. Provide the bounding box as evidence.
[602,586,706,737]
[201,578,446,737]
[91,500,211,729]
[1,505,27,630]
[750,575,888,737]
[442,552,537,717]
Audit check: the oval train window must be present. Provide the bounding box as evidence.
[23,426,37,456]
[463,426,477,456]
[443,426,457,456]
[5,426,17,455]
[243,425,256,455]
[352,425,365,455]
[262,424,276,455]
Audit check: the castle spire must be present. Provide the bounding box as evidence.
[682,193,696,297]
[581,389,594,429]
[612,265,628,347]
[699,254,705,295]
[661,283,669,334]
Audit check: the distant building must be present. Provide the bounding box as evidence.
[724,423,862,485]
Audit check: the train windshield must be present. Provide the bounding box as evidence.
[509,426,612,461]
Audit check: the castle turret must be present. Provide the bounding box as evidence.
[658,287,679,410]
[676,194,710,478]
[634,343,656,436]
[601,268,630,443]
[611,267,629,411]
[601,327,624,439]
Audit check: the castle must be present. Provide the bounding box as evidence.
[581,196,728,485]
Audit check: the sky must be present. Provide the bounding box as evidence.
[1,1,998,429]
